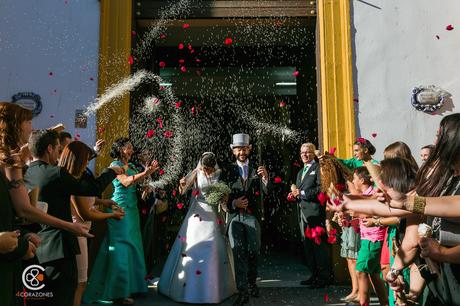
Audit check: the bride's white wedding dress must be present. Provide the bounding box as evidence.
[158,169,236,304]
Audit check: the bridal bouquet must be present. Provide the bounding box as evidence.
[205,183,231,208]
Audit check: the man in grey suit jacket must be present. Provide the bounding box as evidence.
[290,143,331,288]
[223,134,270,306]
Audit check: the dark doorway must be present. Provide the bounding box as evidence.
[131,18,317,263]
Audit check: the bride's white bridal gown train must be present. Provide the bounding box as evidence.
[158,170,236,304]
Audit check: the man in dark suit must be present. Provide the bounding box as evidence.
[223,133,270,306]
[290,143,331,288]
[24,129,122,306]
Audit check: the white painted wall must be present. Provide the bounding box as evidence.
[351,0,460,162]
[0,0,100,156]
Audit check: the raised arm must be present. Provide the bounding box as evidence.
[72,196,124,221]
[5,167,93,237]
[396,195,460,218]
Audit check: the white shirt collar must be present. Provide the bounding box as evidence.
[236,160,249,168]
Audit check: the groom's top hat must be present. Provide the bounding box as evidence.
[230,133,251,149]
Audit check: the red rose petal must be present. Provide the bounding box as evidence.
[187,43,193,50]
[159,33,167,39]
[255,191,260,196]
[175,101,183,108]
[159,86,166,91]
[329,228,338,236]
[158,169,165,175]
[180,66,187,73]
[446,24,454,31]
[224,37,233,45]
[333,197,341,205]
[293,70,299,77]
[371,132,377,138]
[327,235,337,244]
[128,55,134,65]
[328,147,336,155]
[195,58,201,63]
[191,106,196,115]
[317,192,329,205]
[178,59,185,64]
[178,43,184,50]
[305,227,313,239]
[172,189,177,197]
[192,189,200,197]
[217,219,223,225]
[98,127,105,133]
[273,176,282,184]
[335,183,345,192]
[195,270,202,275]
[163,130,173,138]
[183,23,190,29]
[324,293,330,302]
[131,30,137,36]
[156,117,163,128]
[177,202,184,209]
[159,61,166,68]
[146,130,155,138]
[287,193,296,202]
[279,101,286,107]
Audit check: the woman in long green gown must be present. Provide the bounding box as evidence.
[84,138,158,305]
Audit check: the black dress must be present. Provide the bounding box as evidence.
[0,172,29,306]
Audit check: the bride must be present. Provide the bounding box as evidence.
[158,152,237,303]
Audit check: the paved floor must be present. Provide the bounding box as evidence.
[84,253,381,306]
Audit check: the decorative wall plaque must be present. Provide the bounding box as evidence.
[411,85,449,113]
[11,92,42,117]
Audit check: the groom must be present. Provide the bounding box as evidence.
[224,133,270,306]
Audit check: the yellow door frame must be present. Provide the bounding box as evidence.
[317,0,356,157]
[95,0,132,175]
[95,0,356,169]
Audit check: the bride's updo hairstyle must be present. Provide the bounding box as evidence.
[201,152,216,168]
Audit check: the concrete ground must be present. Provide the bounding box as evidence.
[84,252,381,306]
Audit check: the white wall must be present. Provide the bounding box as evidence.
[351,0,460,162]
[0,0,100,152]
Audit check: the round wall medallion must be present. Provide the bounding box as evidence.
[11,92,42,117]
[411,85,449,113]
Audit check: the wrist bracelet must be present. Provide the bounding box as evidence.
[405,194,415,211]
[411,195,426,214]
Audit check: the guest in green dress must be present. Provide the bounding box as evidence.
[337,137,379,171]
[84,138,158,305]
